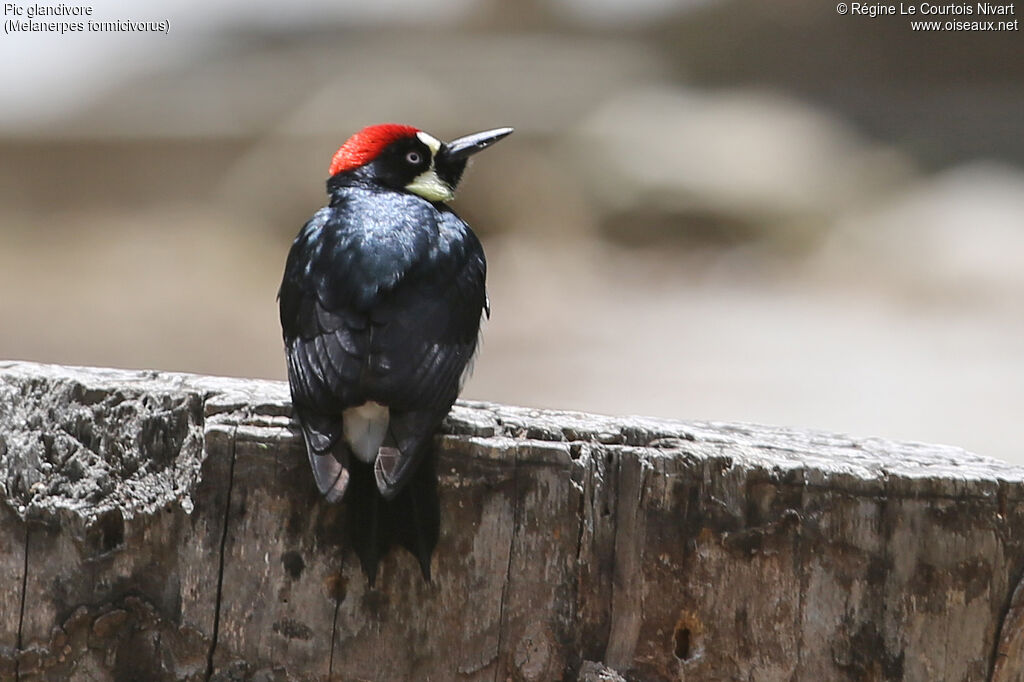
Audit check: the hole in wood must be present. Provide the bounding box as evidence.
[86,509,125,555]
[672,610,703,663]
[673,626,691,660]
[282,550,305,579]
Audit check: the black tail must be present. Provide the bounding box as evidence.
[347,451,440,586]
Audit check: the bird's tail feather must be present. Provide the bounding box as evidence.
[347,451,439,585]
[392,451,440,580]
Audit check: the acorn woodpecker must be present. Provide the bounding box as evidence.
[278,123,512,584]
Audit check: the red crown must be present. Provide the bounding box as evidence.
[329,124,420,176]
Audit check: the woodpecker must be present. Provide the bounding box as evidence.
[278,123,512,584]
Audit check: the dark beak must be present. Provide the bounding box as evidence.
[438,127,514,163]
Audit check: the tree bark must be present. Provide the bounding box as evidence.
[0,361,1022,681]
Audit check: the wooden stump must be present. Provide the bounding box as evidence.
[0,361,1022,681]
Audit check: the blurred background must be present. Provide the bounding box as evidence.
[1,0,1022,463]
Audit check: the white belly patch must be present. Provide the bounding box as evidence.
[342,401,390,463]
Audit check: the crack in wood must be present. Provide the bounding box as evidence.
[602,450,623,665]
[794,481,807,678]
[204,425,238,681]
[328,580,341,682]
[493,444,520,682]
[14,524,28,682]
[572,447,589,663]
[988,563,1024,681]
[878,486,896,679]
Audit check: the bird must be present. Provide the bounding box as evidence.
[278,123,512,585]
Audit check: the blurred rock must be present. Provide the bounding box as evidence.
[818,163,1024,304]
[569,86,913,246]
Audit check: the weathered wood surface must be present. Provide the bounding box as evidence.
[1,361,1023,681]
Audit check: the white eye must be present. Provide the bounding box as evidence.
[406,151,422,164]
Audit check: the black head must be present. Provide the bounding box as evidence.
[327,124,513,202]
